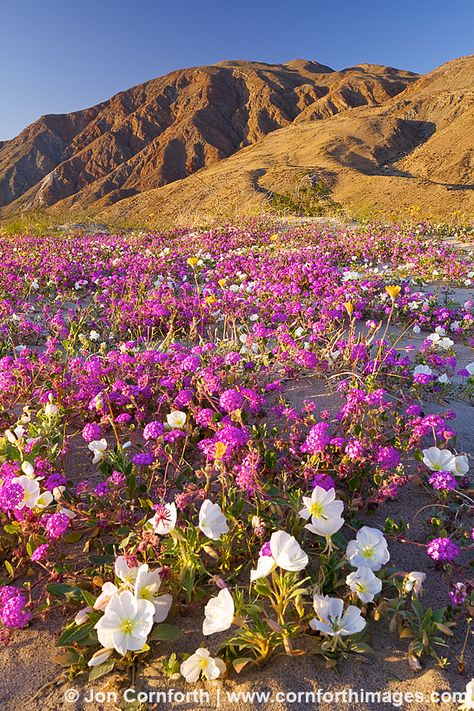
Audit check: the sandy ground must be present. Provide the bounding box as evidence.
[0,293,472,711]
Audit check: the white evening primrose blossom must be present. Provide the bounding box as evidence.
[413,364,432,377]
[422,446,456,472]
[87,648,114,668]
[299,486,344,537]
[94,582,119,611]
[88,439,108,464]
[166,410,187,428]
[453,455,469,477]
[147,502,177,535]
[5,425,26,444]
[202,588,235,636]
[12,475,40,509]
[134,565,172,623]
[346,567,382,603]
[310,595,366,637]
[404,571,426,597]
[21,461,35,478]
[115,556,140,589]
[346,526,390,571]
[198,499,229,540]
[250,530,308,581]
[180,648,226,682]
[459,679,474,711]
[94,590,154,656]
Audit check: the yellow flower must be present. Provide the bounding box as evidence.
[205,295,216,305]
[344,301,354,316]
[214,442,227,460]
[270,234,278,241]
[385,285,401,301]
[218,278,227,288]
[187,257,199,267]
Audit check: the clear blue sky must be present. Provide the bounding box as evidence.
[1,0,472,140]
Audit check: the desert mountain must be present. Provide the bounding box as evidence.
[96,55,474,224]
[0,60,418,215]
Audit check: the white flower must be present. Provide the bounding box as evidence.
[422,446,456,472]
[413,364,432,376]
[427,333,454,350]
[88,648,114,668]
[75,606,92,625]
[250,530,308,581]
[95,590,154,656]
[299,486,344,537]
[453,455,469,477]
[459,679,474,711]
[5,425,25,444]
[134,565,172,623]
[44,402,58,417]
[115,556,139,588]
[21,461,35,478]
[166,411,187,428]
[466,363,474,376]
[346,526,390,571]
[346,567,382,603]
[203,588,234,636]
[310,595,366,637]
[94,582,119,611]
[180,648,225,682]
[147,502,177,535]
[198,499,229,540]
[88,439,108,464]
[404,571,426,597]
[437,373,450,384]
[89,330,100,341]
[35,490,54,509]
[12,475,40,509]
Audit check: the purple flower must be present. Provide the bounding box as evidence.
[311,473,335,491]
[0,481,23,512]
[345,438,365,461]
[115,413,132,424]
[195,408,216,427]
[0,586,31,628]
[132,453,155,466]
[301,422,330,454]
[42,512,70,540]
[376,446,401,470]
[82,422,102,443]
[428,471,457,491]
[449,582,467,605]
[31,544,49,561]
[143,421,165,440]
[426,537,460,562]
[219,389,244,413]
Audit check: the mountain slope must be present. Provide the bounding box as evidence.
[0,60,417,214]
[97,55,474,224]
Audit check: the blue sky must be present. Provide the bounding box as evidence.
[1,0,472,140]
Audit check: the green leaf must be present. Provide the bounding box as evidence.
[4,560,14,577]
[57,621,97,647]
[53,649,80,666]
[82,590,97,608]
[47,583,84,602]
[233,657,252,673]
[63,531,83,544]
[148,623,181,642]
[88,659,115,681]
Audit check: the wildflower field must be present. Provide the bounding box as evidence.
[0,221,472,709]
